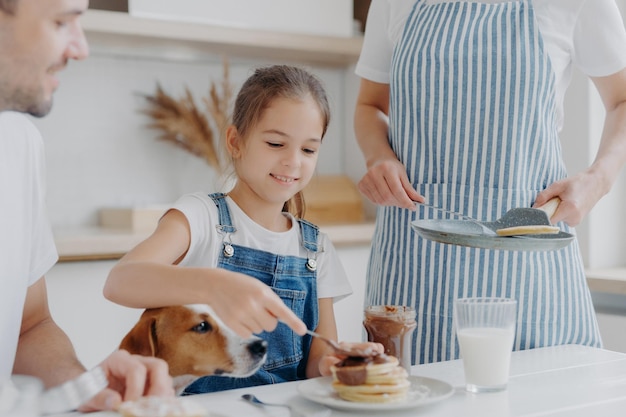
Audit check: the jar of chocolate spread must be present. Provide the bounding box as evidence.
[363,305,417,372]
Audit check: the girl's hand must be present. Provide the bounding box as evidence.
[318,342,384,377]
[206,269,307,339]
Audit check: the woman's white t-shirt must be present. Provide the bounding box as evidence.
[173,193,352,301]
[357,0,626,130]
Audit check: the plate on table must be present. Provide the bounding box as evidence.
[297,375,454,411]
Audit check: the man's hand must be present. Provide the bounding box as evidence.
[78,350,173,412]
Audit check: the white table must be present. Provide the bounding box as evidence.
[58,345,626,417]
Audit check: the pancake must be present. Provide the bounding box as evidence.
[496,224,560,236]
[330,354,410,403]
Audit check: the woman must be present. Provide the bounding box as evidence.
[355,0,626,364]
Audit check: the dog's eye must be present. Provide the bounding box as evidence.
[191,321,213,333]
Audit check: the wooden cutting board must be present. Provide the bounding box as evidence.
[302,175,365,225]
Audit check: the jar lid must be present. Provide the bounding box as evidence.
[365,305,416,322]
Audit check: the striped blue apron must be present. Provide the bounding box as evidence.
[366,0,602,365]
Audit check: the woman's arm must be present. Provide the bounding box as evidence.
[535,68,626,225]
[354,78,423,208]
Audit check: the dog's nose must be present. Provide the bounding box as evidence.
[249,339,268,359]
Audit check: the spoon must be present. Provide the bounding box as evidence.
[241,393,301,417]
[305,330,375,357]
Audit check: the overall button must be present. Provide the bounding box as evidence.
[306,258,317,272]
[223,244,235,257]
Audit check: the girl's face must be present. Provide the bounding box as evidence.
[228,95,324,207]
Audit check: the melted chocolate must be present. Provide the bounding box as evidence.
[333,353,391,386]
[363,305,416,370]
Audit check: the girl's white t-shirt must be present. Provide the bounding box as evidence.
[356,0,626,130]
[173,193,352,301]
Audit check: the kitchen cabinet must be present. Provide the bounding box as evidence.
[82,9,363,67]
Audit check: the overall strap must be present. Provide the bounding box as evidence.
[297,218,320,272]
[297,218,320,252]
[208,193,236,233]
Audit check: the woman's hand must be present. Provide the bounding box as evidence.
[318,341,385,377]
[358,157,424,209]
[534,169,610,226]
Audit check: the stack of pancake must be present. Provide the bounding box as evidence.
[330,353,410,403]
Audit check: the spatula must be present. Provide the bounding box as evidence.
[418,197,561,237]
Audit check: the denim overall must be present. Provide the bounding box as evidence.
[183,193,319,394]
[366,0,601,365]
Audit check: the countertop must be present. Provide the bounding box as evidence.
[53,226,626,297]
[54,345,626,417]
[53,222,377,262]
[585,267,626,295]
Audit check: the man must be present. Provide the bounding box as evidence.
[0,0,175,412]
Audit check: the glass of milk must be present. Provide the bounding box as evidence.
[454,297,517,393]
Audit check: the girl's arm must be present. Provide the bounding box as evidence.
[104,209,305,339]
[305,298,384,378]
[306,297,338,378]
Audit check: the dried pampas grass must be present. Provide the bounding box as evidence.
[140,59,232,171]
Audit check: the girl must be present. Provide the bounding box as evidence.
[104,65,380,393]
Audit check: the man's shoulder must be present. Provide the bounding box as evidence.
[0,111,41,138]
[0,111,33,125]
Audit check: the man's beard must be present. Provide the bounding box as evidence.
[0,82,53,117]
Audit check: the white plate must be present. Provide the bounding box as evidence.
[297,375,454,411]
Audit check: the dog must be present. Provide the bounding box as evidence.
[120,304,267,394]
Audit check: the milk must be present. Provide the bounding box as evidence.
[457,327,515,390]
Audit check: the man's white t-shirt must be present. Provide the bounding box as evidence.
[173,193,352,301]
[0,112,58,379]
[357,0,626,130]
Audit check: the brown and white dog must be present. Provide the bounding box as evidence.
[120,304,267,394]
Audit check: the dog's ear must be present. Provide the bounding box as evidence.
[119,313,158,357]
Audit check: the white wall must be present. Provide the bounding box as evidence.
[32,53,355,230]
[585,79,626,269]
